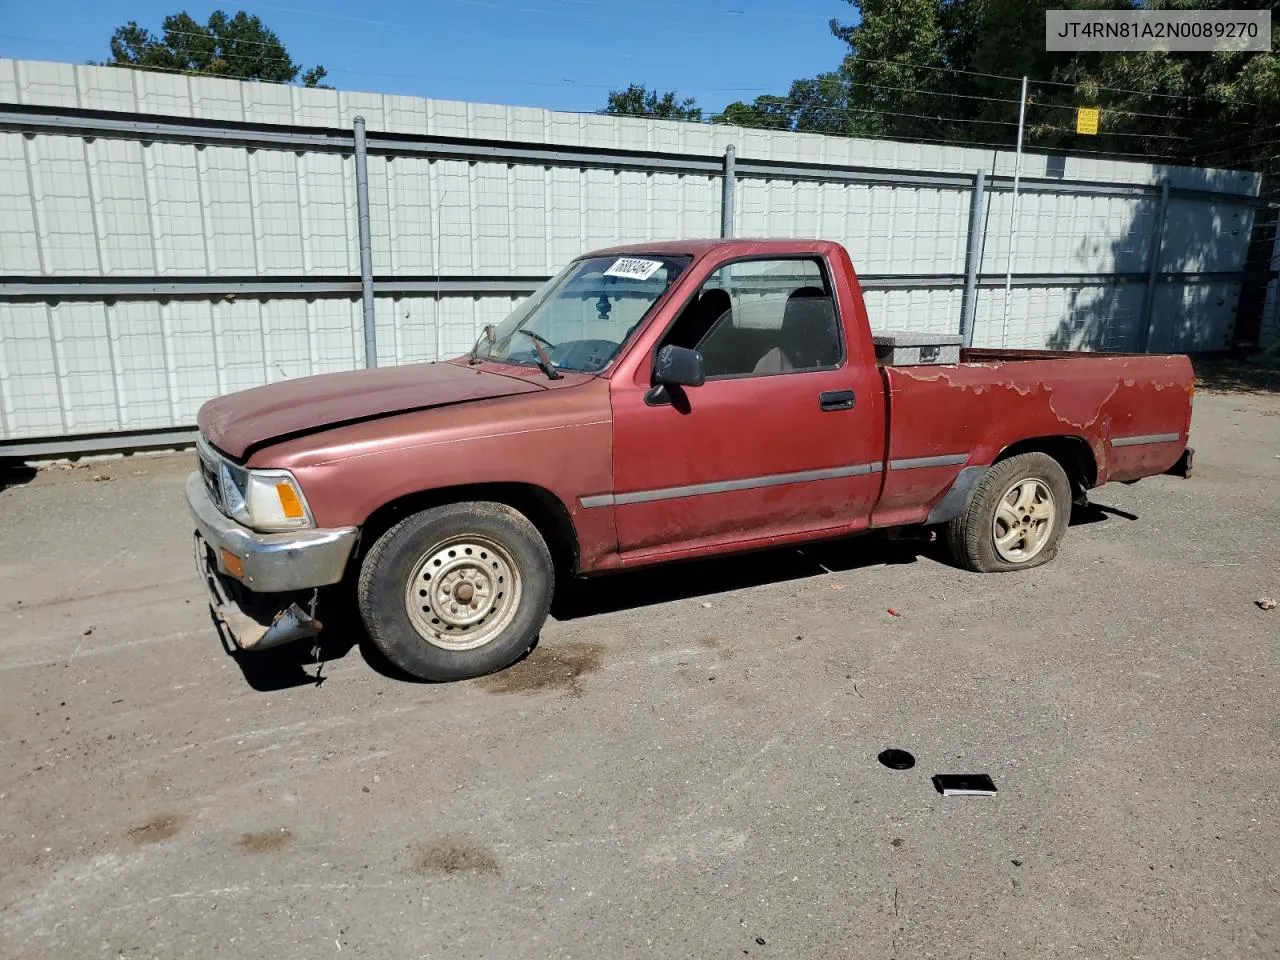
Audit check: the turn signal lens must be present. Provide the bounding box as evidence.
[243,471,313,531]
[221,549,246,580]
[275,482,305,519]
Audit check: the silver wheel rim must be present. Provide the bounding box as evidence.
[404,535,522,651]
[992,478,1056,563]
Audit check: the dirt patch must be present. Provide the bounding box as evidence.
[415,839,500,876]
[697,636,722,649]
[127,813,186,845]
[476,641,603,697]
[238,829,293,853]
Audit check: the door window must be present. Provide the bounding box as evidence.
[660,258,843,378]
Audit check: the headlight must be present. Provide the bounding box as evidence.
[218,461,312,532]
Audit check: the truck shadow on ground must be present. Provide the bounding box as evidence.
[0,463,37,491]
[551,532,935,621]
[1192,355,1280,394]
[219,503,1135,691]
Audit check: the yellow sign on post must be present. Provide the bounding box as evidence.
[1076,106,1100,136]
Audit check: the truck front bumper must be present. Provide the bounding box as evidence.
[186,471,357,592]
[187,471,358,650]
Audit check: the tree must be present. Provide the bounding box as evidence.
[823,0,1280,170]
[105,10,328,86]
[608,2,1280,174]
[603,84,702,121]
[713,75,854,135]
[830,0,950,139]
[713,94,791,130]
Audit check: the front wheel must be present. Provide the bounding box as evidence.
[946,452,1072,573]
[357,502,554,681]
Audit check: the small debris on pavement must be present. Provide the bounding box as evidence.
[92,474,113,482]
[1256,597,1277,611]
[701,602,712,608]
[1011,859,1023,867]
[878,749,915,770]
[932,773,997,796]
[82,627,93,636]
[887,607,901,617]
[832,583,846,591]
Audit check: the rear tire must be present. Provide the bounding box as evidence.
[946,452,1071,573]
[357,502,554,681]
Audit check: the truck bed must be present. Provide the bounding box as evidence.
[870,349,1194,528]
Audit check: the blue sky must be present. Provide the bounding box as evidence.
[0,0,853,114]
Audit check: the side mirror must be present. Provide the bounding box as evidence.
[653,344,705,388]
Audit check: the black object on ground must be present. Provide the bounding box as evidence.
[878,749,916,770]
[931,773,997,796]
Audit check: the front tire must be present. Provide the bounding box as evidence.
[946,452,1072,573]
[357,502,554,681]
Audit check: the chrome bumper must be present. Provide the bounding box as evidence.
[186,471,358,592]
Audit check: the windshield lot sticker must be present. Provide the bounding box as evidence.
[604,258,664,281]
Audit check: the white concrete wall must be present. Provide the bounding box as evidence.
[0,57,1262,443]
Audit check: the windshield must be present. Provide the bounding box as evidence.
[477,254,691,373]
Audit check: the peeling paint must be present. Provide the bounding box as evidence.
[884,352,1190,495]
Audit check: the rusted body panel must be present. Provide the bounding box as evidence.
[199,361,545,460]
[195,238,1194,579]
[874,351,1193,526]
[255,374,620,573]
[602,239,888,566]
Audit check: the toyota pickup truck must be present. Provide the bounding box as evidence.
[189,239,1194,681]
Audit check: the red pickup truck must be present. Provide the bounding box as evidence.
[190,239,1194,681]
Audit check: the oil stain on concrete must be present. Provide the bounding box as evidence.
[476,641,603,697]
[415,839,500,876]
[127,813,186,845]
[238,829,293,853]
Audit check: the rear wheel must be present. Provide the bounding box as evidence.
[946,452,1072,573]
[358,502,554,681]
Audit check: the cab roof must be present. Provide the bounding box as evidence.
[585,238,845,260]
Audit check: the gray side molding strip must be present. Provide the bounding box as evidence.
[1110,433,1181,447]
[579,461,883,509]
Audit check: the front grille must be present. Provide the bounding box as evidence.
[197,438,225,514]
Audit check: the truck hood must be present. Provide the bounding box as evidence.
[197,362,545,460]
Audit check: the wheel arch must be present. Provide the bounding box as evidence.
[994,435,1097,498]
[357,482,581,579]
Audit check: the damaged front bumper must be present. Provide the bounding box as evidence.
[195,538,323,650]
[187,471,358,650]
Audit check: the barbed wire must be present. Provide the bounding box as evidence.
[89,26,1262,134]
[0,35,1266,169]
[4,25,1270,117]
[1028,74,1258,109]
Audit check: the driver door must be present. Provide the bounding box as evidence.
[608,256,884,561]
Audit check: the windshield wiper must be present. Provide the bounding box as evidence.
[468,324,495,365]
[516,330,562,380]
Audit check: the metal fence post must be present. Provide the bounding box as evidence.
[1137,179,1170,353]
[959,168,986,347]
[353,116,377,368]
[1261,209,1280,349]
[721,144,736,238]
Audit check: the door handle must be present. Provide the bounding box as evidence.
[819,389,856,412]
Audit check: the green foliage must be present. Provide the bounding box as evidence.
[823,0,1280,170]
[105,10,328,87]
[604,0,1277,173]
[603,84,702,121]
